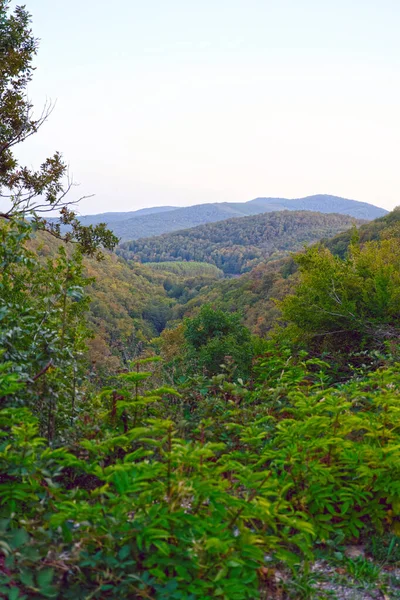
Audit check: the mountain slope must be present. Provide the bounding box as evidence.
[247,195,386,219]
[324,205,400,256]
[118,210,361,275]
[74,195,387,241]
[170,207,400,337]
[72,206,177,227]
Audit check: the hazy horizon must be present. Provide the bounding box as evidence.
[5,0,400,215]
[68,193,390,218]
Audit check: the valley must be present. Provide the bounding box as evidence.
[4,202,400,599]
[2,4,400,598]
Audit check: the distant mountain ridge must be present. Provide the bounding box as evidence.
[74,195,387,241]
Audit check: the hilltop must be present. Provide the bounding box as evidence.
[118,210,361,274]
[73,194,386,241]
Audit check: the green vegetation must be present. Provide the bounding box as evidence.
[30,233,225,372]
[3,228,400,598]
[280,238,400,357]
[1,4,400,599]
[169,208,400,339]
[145,261,224,278]
[118,210,360,275]
[182,304,258,378]
[4,203,400,598]
[168,256,296,337]
[325,205,400,257]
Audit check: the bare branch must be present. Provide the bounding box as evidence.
[32,359,53,382]
[0,99,55,156]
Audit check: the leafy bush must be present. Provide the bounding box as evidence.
[280,239,400,357]
[183,305,257,378]
[0,397,313,598]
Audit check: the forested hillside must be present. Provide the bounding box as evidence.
[75,194,386,241]
[2,5,400,600]
[169,257,295,336]
[170,207,400,337]
[325,205,400,256]
[29,233,223,373]
[118,210,360,274]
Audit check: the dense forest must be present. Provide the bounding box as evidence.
[2,5,400,600]
[118,211,360,275]
[168,208,400,337]
[30,233,224,370]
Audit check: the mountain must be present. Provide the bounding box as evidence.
[170,207,400,337]
[246,195,386,219]
[72,205,177,226]
[73,195,387,241]
[118,210,362,275]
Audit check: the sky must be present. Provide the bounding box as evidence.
[9,0,400,214]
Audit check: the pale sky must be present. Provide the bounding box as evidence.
[10,0,400,214]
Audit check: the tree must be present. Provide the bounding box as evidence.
[280,239,400,357]
[183,304,255,378]
[0,1,119,439]
[0,1,118,258]
[0,218,92,441]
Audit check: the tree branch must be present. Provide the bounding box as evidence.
[32,359,53,382]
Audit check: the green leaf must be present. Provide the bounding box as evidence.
[10,529,29,549]
[19,570,34,589]
[8,589,21,600]
[37,568,54,589]
[118,545,131,560]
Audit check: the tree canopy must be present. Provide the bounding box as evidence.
[0,1,118,258]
